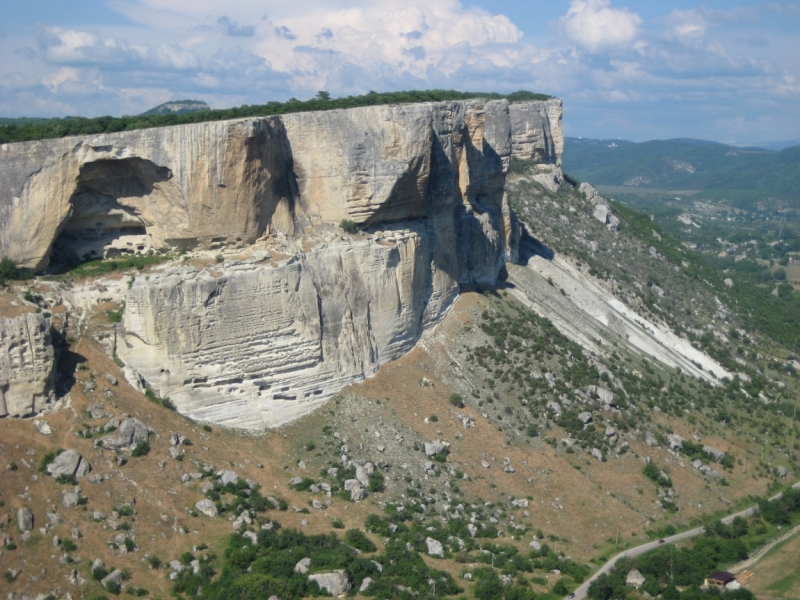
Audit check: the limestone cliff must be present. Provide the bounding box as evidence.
[0,313,55,417]
[0,98,563,428]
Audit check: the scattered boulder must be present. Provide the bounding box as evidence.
[195,499,218,518]
[62,492,79,508]
[17,507,33,532]
[360,577,374,592]
[350,484,366,502]
[546,401,561,416]
[47,449,92,480]
[591,448,603,461]
[33,419,53,435]
[105,374,118,386]
[219,470,239,485]
[644,433,658,447]
[776,466,789,479]
[626,569,646,588]
[355,466,370,487]
[294,557,311,574]
[578,412,593,425]
[242,531,258,544]
[424,440,448,457]
[667,434,683,451]
[101,569,124,590]
[511,498,529,508]
[309,571,351,597]
[587,385,615,404]
[703,446,725,463]
[95,418,149,451]
[425,537,444,557]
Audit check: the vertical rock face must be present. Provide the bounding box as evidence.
[0,98,563,428]
[0,313,55,417]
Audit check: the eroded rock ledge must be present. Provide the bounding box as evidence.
[0,98,563,428]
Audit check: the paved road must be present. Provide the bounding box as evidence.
[569,481,800,600]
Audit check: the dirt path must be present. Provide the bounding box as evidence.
[729,521,800,575]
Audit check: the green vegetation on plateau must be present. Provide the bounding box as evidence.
[0,89,550,145]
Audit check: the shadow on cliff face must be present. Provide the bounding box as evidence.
[518,228,555,262]
[48,158,175,273]
[51,328,86,397]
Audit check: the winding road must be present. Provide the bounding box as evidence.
[569,481,800,600]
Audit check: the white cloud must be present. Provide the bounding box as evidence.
[559,0,642,52]
[1,0,798,143]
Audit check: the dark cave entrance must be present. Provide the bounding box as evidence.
[49,158,173,272]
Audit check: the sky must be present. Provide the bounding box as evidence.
[1,0,799,144]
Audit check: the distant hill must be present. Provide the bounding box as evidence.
[564,137,800,198]
[140,99,210,116]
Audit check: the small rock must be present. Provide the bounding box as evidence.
[360,577,374,592]
[62,492,79,508]
[17,507,33,531]
[106,374,118,386]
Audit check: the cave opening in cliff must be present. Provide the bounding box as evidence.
[48,158,172,273]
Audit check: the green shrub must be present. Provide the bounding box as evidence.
[62,539,77,552]
[304,441,316,451]
[340,219,358,234]
[91,566,108,581]
[131,441,150,457]
[332,518,345,529]
[0,257,19,284]
[345,529,377,552]
[449,393,464,408]
[147,555,161,569]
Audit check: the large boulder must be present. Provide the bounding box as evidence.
[47,449,92,480]
[101,569,124,590]
[426,537,444,557]
[350,484,366,502]
[355,465,370,487]
[95,418,149,451]
[424,440,448,457]
[626,569,646,588]
[195,499,218,518]
[218,470,239,485]
[667,434,683,451]
[294,557,311,574]
[703,445,725,463]
[309,571,351,597]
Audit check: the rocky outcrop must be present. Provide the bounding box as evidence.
[0,313,56,417]
[1,98,563,428]
[0,99,561,273]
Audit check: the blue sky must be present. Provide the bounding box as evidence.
[1,1,799,144]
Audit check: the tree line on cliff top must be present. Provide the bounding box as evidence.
[0,89,550,145]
